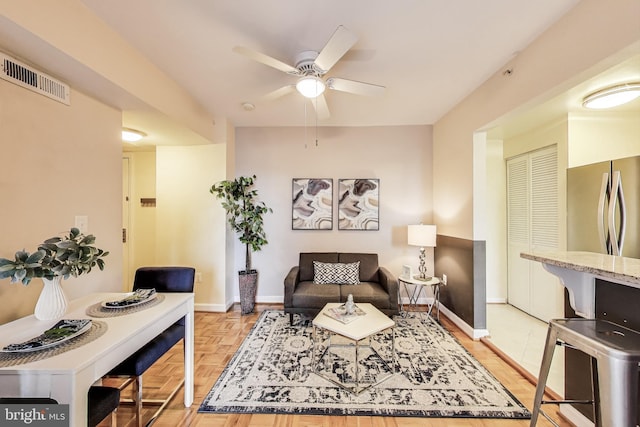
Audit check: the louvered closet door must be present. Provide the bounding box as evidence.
[507,156,531,313]
[529,148,561,322]
[506,146,562,322]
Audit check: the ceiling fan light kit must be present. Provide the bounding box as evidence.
[582,82,640,109]
[296,76,326,98]
[233,25,385,118]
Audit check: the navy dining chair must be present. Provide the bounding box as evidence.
[107,266,195,427]
[88,386,120,426]
[1,386,120,426]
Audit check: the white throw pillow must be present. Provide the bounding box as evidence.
[313,261,360,285]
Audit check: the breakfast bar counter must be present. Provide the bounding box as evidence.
[522,251,640,425]
[521,250,640,318]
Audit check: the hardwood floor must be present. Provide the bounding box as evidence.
[101,304,573,427]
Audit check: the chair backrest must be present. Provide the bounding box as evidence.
[0,397,58,404]
[133,267,195,293]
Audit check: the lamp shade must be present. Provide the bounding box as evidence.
[408,224,437,247]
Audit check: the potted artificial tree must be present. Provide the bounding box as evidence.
[210,175,272,314]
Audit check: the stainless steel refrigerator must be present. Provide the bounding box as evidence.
[567,155,640,258]
[566,155,640,424]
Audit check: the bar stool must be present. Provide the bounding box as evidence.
[107,266,195,427]
[0,386,120,427]
[530,318,640,427]
[88,386,120,427]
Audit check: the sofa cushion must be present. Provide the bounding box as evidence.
[313,261,360,285]
[299,253,339,282]
[340,282,391,309]
[292,281,341,308]
[338,253,379,282]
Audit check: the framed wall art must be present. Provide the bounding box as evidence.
[292,178,333,230]
[338,178,379,230]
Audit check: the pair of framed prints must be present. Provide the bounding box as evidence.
[292,178,379,231]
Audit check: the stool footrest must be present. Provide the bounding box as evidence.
[119,398,166,406]
[145,379,184,427]
[541,399,593,405]
[539,409,561,427]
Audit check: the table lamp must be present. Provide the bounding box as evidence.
[407,224,437,281]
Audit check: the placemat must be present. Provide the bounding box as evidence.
[0,320,107,368]
[85,294,165,318]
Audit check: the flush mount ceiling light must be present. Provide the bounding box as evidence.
[296,76,326,99]
[582,82,640,109]
[121,128,147,142]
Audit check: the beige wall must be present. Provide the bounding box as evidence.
[434,0,640,241]
[485,138,507,302]
[155,144,228,310]
[568,112,640,167]
[0,0,213,143]
[504,119,568,161]
[234,125,433,302]
[433,0,638,336]
[0,80,123,324]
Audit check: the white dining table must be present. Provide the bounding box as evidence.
[0,292,194,426]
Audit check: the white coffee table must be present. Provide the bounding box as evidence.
[312,303,395,394]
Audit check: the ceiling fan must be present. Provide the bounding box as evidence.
[233,25,385,120]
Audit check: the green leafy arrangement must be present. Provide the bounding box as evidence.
[0,227,109,285]
[210,175,272,272]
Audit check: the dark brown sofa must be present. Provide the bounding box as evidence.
[284,252,399,324]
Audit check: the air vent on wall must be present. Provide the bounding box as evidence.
[0,52,70,105]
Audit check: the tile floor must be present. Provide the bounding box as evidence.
[486,303,564,396]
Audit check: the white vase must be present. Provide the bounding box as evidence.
[34,276,68,321]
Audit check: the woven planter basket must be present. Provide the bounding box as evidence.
[238,270,258,314]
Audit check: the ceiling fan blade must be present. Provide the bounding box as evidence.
[327,77,385,97]
[313,25,358,73]
[310,94,330,120]
[233,46,298,74]
[262,85,296,101]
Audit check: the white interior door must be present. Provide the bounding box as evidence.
[122,157,131,291]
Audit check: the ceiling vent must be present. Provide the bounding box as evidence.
[0,52,70,105]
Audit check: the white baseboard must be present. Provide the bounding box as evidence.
[255,296,285,304]
[399,297,435,306]
[486,298,507,304]
[560,404,594,427]
[197,296,283,312]
[439,304,489,340]
[195,302,232,312]
[230,296,284,304]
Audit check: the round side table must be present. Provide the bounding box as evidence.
[398,276,443,321]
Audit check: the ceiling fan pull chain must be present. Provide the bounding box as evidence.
[304,100,308,149]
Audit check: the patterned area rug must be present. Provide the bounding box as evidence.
[199,310,531,418]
